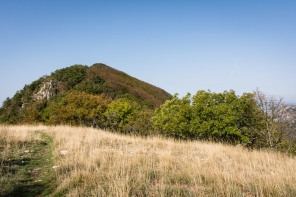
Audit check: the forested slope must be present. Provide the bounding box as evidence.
[0,64,171,134]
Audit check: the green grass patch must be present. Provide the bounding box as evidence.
[0,131,55,196]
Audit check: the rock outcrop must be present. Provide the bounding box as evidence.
[33,80,56,101]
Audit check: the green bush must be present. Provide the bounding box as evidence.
[49,91,111,127]
[152,90,265,145]
[152,94,192,139]
[105,99,133,131]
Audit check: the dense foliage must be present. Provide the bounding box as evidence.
[152,91,257,142]
[49,91,111,127]
[52,65,88,89]
[152,90,295,153]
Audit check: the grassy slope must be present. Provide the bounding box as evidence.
[1,125,296,196]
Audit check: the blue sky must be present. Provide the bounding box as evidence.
[1,0,296,105]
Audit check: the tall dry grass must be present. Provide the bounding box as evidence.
[1,125,296,196]
[0,125,43,144]
[0,125,45,155]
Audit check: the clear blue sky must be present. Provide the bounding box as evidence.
[1,0,296,105]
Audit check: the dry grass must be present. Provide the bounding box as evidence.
[0,125,42,146]
[0,125,43,161]
[1,125,296,196]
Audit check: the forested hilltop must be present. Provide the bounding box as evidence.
[0,64,295,154]
[0,64,171,134]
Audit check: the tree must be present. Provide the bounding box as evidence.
[152,93,193,139]
[191,90,251,143]
[105,99,133,132]
[0,97,12,123]
[124,110,154,135]
[50,91,111,127]
[22,100,47,124]
[0,92,25,124]
[234,92,266,148]
[254,88,288,150]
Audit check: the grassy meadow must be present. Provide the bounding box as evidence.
[1,125,296,196]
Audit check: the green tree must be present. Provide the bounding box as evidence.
[152,93,192,139]
[50,91,111,127]
[0,92,24,124]
[121,100,155,135]
[190,90,248,143]
[22,100,47,124]
[234,92,266,148]
[105,99,133,132]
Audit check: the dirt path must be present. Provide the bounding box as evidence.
[0,131,55,197]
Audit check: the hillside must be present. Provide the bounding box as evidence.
[89,64,170,108]
[0,63,171,129]
[1,125,296,196]
[280,105,296,140]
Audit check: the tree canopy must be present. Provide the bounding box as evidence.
[152,90,293,151]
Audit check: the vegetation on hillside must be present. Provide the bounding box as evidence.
[153,90,296,153]
[0,64,170,135]
[0,64,295,154]
[90,63,171,108]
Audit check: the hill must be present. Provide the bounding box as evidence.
[280,105,296,140]
[0,63,171,130]
[1,125,295,196]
